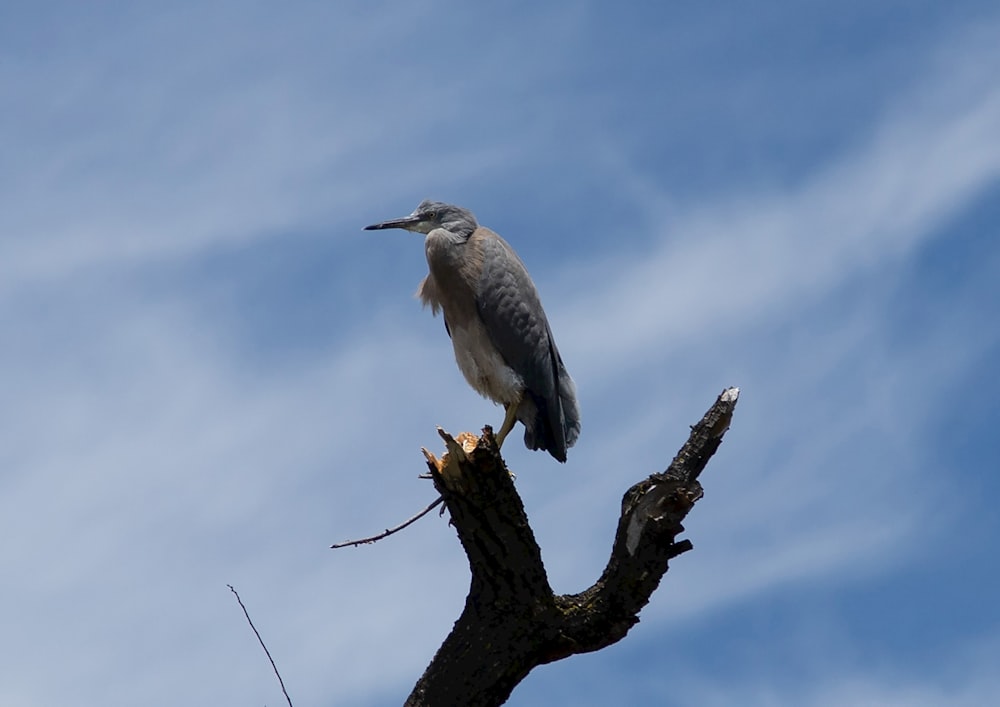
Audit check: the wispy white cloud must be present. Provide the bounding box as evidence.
[557,22,1000,370]
[518,22,1000,608]
[669,629,1000,707]
[0,297,472,704]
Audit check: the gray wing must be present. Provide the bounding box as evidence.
[474,229,577,459]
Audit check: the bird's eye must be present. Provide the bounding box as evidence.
[426,211,437,220]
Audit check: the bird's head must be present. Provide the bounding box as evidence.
[364,200,478,237]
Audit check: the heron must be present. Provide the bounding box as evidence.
[365,200,580,462]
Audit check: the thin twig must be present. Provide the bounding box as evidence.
[331,495,445,549]
[227,584,293,707]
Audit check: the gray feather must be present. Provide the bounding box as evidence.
[475,229,578,460]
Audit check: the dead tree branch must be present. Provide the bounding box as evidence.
[405,387,739,707]
[330,496,444,549]
[228,584,293,707]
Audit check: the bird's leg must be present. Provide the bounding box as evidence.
[494,400,520,449]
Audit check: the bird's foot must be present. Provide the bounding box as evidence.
[494,402,520,449]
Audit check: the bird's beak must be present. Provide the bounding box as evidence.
[363,215,424,231]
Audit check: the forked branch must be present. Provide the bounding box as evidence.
[406,387,739,707]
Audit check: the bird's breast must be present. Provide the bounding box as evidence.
[421,229,523,405]
[420,230,482,325]
[424,229,484,289]
[449,321,524,405]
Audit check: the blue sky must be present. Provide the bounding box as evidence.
[2,2,999,705]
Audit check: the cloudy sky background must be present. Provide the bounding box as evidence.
[2,2,999,705]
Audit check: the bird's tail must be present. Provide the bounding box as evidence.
[520,363,580,463]
[558,364,581,450]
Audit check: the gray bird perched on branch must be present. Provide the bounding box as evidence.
[365,200,581,462]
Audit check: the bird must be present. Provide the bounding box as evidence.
[365,200,580,462]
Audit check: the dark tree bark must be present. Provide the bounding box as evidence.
[406,387,739,707]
